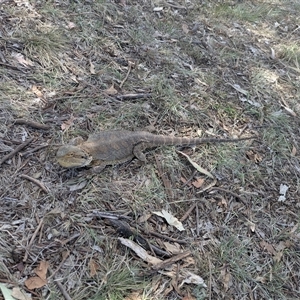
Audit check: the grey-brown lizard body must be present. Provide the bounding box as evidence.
[56,130,254,171]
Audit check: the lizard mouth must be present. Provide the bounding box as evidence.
[81,156,93,167]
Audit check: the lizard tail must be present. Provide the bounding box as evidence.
[146,134,255,146]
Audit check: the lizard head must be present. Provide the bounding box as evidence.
[56,145,93,168]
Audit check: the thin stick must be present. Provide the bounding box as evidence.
[21,144,48,157]
[208,187,246,205]
[49,268,73,300]
[155,155,173,200]
[196,202,200,236]
[180,203,196,222]
[146,230,187,244]
[119,63,132,88]
[208,257,212,300]
[0,137,34,166]
[48,251,70,280]
[23,217,44,262]
[15,119,50,130]
[152,251,191,271]
[20,174,49,193]
[116,93,152,100]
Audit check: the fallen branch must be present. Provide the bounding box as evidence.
[0,137,34,166]
[151,251,191,271]
[110,219,170,257]
[116,93,152,100]
[21,144,48,157]
[15,119,50,130]
[20,174,49,193]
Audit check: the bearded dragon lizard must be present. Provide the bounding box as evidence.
[56,130,254,172]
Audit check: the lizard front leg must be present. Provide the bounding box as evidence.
[133,143,147,162]
[91,160,107,173]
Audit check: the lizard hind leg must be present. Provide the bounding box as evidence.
[133,144,147,162]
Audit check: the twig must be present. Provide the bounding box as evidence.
[48,250,70,280]
[109,219,170,257]
[155,155,173,200]
[116,93,152,100]
[119,63,132,88]
[208,187,246,205]
[180,203,196,222]
[152,251,191,271]
[20,174,49,193]
[196,202,200,236]
[0,137,34,166]
[208,257,212,300]
[23,217,44,262]
[181,169,197,187]
[196,179,218,194]
[49,268,73,300]
[91,210,131,220]
[146,230,187,244]
[21,144,49,157]
[15,119,50,130]
[59,233,81,246]
[14,157,30,173]
[0,61,27,72]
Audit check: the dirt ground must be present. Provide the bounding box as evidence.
[1,0,300,299]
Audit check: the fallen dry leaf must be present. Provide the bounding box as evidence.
[34,260,49,281]
[25,276,47,290]
[191,177,205,188]
[118,238,162,265]
[90,60,96,75]
[163,241,181,254]
[247,220,256,232]
[69,180,88,191]
[104,84,118,95]
[31,85,43,98]
[291,145,297,156]
[61,115,75,131]
[11,287,32,300]
[282,106,297,117]
[153,210,185,231]
[67,22,76,29]
[278,184,289,202]
[153,7,163,12]
[177,150,214,179]
[182,23,189,34]
[124,291,143,300]
[230,83,248,96]
[260,241,277,255]
[217,197,228,209]
[180,270,207,288]
[246,150,263,163]
[89,258,99,277]
[12,52,34,67]
[220,266,232,291]
[24,260,49,290]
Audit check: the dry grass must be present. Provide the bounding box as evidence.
[1,0,300,299]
